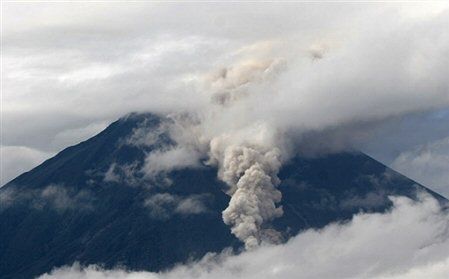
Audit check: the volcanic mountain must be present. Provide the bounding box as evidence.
[0,113,446,279]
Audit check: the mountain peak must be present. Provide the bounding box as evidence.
[1,112,446,279]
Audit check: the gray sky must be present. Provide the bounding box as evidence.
[2,2,449,197]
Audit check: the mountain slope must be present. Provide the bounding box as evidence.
[0,113,446,279]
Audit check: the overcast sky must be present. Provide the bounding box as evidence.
[2,2,449,198]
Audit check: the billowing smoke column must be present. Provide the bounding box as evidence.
[151,51,291,248]
[211,142,283,249]
[205,118,287,249]
[145,33,449,248]
[195,56,288,248]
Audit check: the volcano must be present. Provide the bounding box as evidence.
[0,113,446,279]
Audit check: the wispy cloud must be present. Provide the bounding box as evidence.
[144,193,211,220]
[0,184,94,212]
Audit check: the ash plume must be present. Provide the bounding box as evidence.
[145,55,291,248]
[210,140,284,249]
[200,57,289,248]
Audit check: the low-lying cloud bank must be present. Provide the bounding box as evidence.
[39,193,449,279]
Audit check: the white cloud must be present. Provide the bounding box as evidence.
[39,193,449,279]
[144,193,209,220]
[392,136,449,198]
[103,163,121,183]
[143,147,202,176]
[38,185,93,212]
[176,195,210,215]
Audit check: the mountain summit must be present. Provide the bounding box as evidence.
[0,113,446,279]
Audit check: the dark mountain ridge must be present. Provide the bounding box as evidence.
[0,113,446,279]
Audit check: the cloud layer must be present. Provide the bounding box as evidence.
[3,3,449,187]
[38,193,449,279]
